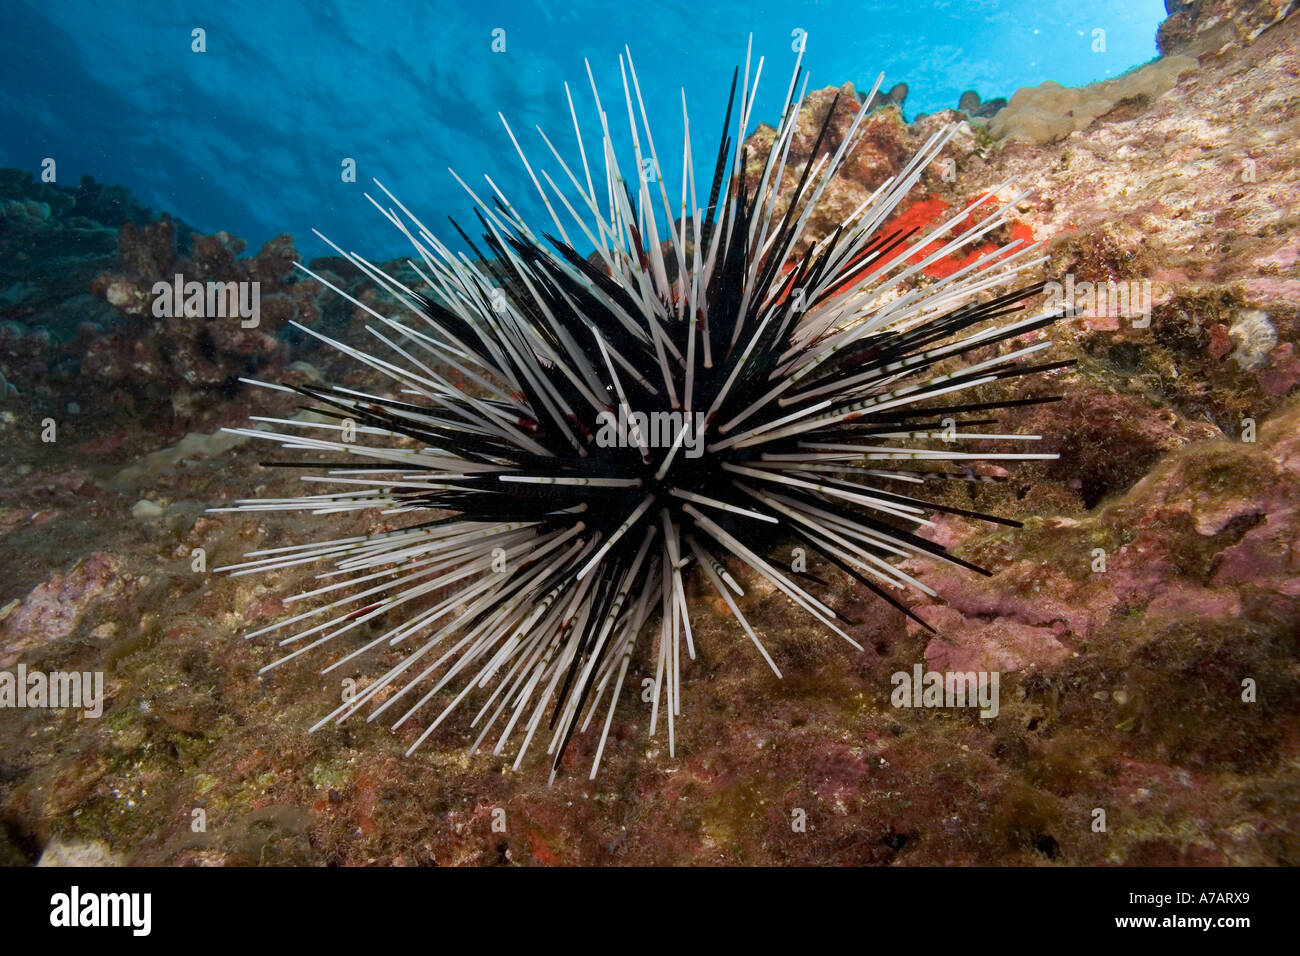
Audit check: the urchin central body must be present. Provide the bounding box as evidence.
[216,43,1065,780]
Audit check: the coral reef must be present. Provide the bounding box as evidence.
[0,174,396,459]
[989,56,1198,145]
[1,6,1298,866]
[83,222,306,429]
[861,81,909,112]
[956,89,1007,120]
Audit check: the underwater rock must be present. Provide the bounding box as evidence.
[743,82,912,257]
[905,393,1300,741]
[0,552,131,667]
[794,82,910,190]
[917,605,1071,674]
[1,12,1299,867]
[36,838,124,867]
[1258,342,1300,394]
[108,410,328,490]
[1157,0,1297,56]
[131,498,164,521]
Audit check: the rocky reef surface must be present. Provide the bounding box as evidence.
[1,7,1297,866]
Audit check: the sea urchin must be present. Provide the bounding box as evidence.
[214,44,1067,781]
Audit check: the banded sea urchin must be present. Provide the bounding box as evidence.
[214,44,1069,781]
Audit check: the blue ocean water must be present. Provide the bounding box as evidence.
[1,0,1165,260]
